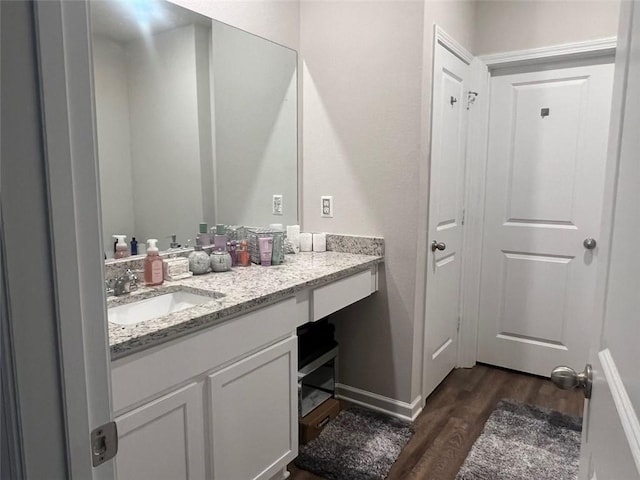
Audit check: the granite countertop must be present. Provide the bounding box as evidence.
[108,251,383,360]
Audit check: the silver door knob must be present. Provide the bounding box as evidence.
[583,238,597,250]
[550,364,592,399]
[431,241,446,252]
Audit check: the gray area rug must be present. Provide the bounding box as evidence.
[294,406,414,480]
[456,399,583,480]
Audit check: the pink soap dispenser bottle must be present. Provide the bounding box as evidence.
[144,239,163,286]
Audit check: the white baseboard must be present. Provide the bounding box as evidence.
[335,383,422,422]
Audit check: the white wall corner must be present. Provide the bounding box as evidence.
[335,383,423,422]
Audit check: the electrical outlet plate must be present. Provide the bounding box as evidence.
[321,196,333,218]
[272,195,283,215]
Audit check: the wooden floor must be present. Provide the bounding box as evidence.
[289,364,584,480]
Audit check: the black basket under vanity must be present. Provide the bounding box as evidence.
[297,319,338,417]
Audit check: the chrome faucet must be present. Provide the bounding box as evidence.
[106,269,139,296]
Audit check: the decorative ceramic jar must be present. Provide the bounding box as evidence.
[188,245,210,275]
[210,250,232,272]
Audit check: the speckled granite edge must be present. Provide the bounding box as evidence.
[326,234,384,256]
[109,252,383,360]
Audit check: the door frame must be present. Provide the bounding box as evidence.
[35,1,114,477]
[421,25,473,402]
[458,37,618,369]
[2,1,114,478]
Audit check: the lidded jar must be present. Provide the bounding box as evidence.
[188,245,210,275]
[210,250,232,272]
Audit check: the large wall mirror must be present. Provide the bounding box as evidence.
[90,0,298,257]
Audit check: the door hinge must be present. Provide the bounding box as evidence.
[457,316,462,332]
[91,421,118,467]
[461,208,465,226]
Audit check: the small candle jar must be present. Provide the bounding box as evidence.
[210,250,232,272]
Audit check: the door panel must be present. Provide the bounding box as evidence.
[208,337,297,480]
[423,39,469,398]
[478,61,614,376]
[507,78,585,223]
[499,252,570,344]
[581,2,640,477]
[114,382,206,480]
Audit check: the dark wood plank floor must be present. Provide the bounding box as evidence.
[289,364,584,480]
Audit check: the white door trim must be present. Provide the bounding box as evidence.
[480,37,617,69]
[459,37,617,369]
[435,25,474,66]
[34,1,114,479]
[599,349,640,473]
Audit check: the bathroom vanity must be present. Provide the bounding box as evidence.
[108,251,382,480]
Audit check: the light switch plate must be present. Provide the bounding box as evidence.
[321,196,333,218]
[272,195,283,215]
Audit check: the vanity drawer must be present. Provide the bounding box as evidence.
[311,267,377,321]
[111,297,298,413]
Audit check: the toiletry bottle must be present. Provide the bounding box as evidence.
[272,232,284,264]
[197,223,210,246]
[213,224,228,251]
[144,239,163,286]
[130,237,138,256]
[227,241,237,267]
[258,237,273,266]
[113,235,130,259]
[239,240,250,267]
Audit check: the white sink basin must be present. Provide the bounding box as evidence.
[108,291,217,326]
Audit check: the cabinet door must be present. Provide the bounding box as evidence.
[208,336,298,480]
[115,382,206,480]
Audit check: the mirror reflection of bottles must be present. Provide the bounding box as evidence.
[113,235,130,259]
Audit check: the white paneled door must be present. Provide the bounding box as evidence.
[478,60,615,376]
[424,37,470,397]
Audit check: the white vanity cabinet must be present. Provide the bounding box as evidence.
[111,298,299,480]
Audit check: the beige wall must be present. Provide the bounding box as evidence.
[300,0,425,403]
[300,0,477,404]
[474,0,620,55]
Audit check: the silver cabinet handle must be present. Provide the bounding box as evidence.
[583,238,597,250]
[431,241,446,252]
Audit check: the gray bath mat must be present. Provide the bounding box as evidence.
[456,399,582,480]
[294,405,414,480]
